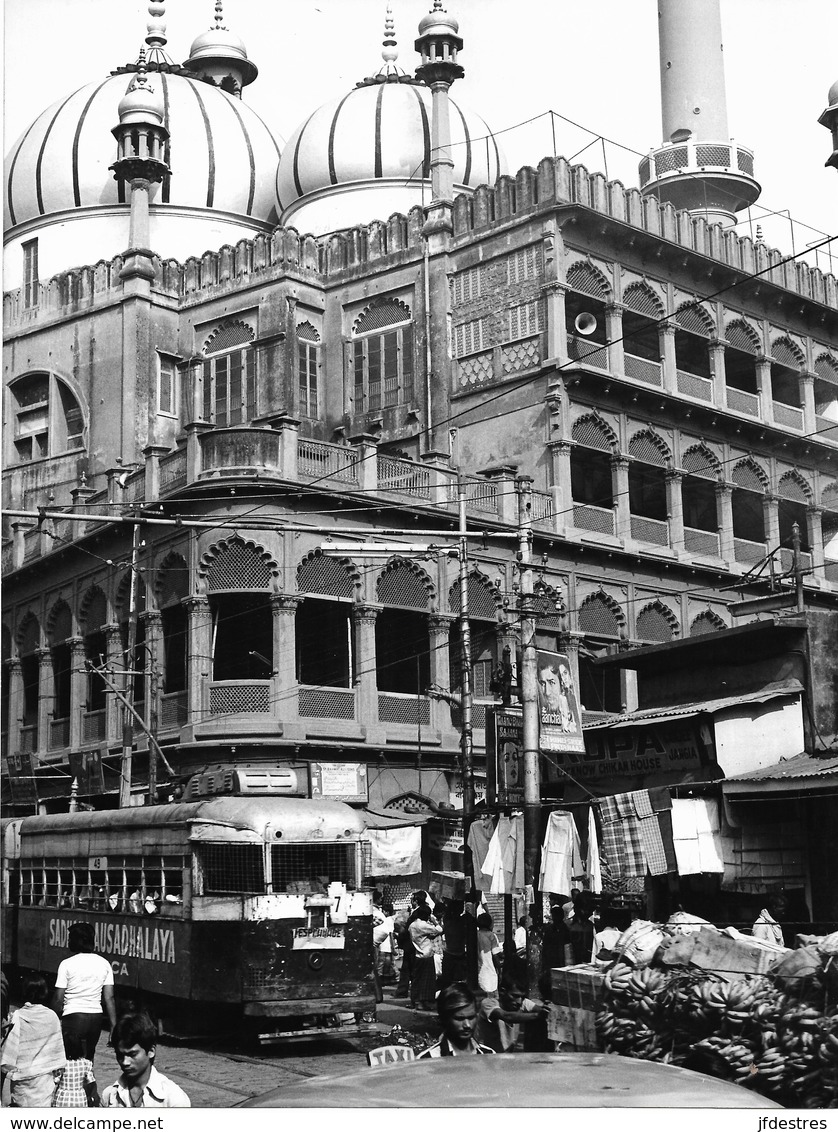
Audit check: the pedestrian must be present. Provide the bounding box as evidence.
[101,1012,190,1108]
[568,893,597,964]
[52,1035,99,1108]
[539,904,573,998]
[514,915,530,961]
[409,906,443,1011]
[395,890,430,998]
[476,912,503,994]
[373,902,396,985]
[0,974,66,1108]
[439,900,468,989]
[53,921,117,1060]
[753,893,787,947]
[475,982,547,1052]
[418,983,494,1057]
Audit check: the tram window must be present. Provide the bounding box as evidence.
[270,844,356,894]
[160,858,184,901]
[20,866,37,905]
[199,845,264,894]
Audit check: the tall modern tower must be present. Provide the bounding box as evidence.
[639,0,760,227]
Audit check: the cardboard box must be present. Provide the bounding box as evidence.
[547,1003,600,1050]
[550,963,607,1012]
[690,928,786,976]
[430,870,465,900]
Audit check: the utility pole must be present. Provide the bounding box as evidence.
[119,522,142,808]
[457,476,478,987]
[517,475,543,997]
[148,637,160,806]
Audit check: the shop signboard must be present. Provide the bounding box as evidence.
[542,716,714,785]
[69,748,105,795]
[310,761,368,802]
[537,650,586,757]
[486,706,525,805]
[6,751,38,805]
[447,771,487,809]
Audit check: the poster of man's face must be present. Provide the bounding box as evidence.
[536,650,586,754]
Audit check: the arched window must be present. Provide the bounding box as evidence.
[730,459,767,545]
[628,430,670,541]
[622,284,664,377]
[681,445,720,535]
[636,601,677,644]
[375,561,433,695]
[296,553,357,688]
[777,473,812,552]
[17,615,40,752]
[297,322,321,419]
[814,352,838,426]
[576,593,624,713]
[204,539,274,681]
[8,373,84,463]
[571,415,615,513]
[80,589,108,723]
[352,299,414,413]
[724,319,761,400]
[201,319,256,427]
[448,572,501,699]
[690,611,726,637]
[1,625,11,759]
[156,554,189,698]
[565,262,609,367]
[770,337,804,410]
[822,483,838,568]
[674,303,714,380]
[116,575,146,710]
[48,602,73,748]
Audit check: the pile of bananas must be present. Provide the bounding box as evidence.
[595,953,838,1107]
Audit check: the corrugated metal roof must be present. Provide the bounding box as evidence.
[583,681,802,731]
[724,751,838,784]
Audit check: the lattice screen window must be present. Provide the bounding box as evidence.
[777,474,810,503]
[682,447,719,479]
[572,415,614,451]
[636,604,676,643]
[628,433,668,466]
[566,262,608,299]
[49,603,73,646]
[731,461,767,493]
[690,612,726,637]
[454,318,486,358]
[377,564,430,610]
[157,556,190,608]
[298,555,355,598]
[206,541,271,591]
[676,305,714,337]
[823,484,838,511]
[199,844,265,894]
[507,300,542,342]
[726,321,760,355]
[352,300,414,412]
[578,594,622,638]
[623,285,663,318]
[202,320,256,427]
[507,246,542,285]
[449,575,499,619]
[451,267,483,305]
[815,353,838,381]
[771,338,804,370]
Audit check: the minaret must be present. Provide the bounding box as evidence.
[818,80,838,172]
[639,0,760,228]
[415,0,464,238]
[110,47,170,281]
[183,0,257,98]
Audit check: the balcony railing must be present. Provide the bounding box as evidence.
[726,387,760,416]
[159,449,188,492]
[778,547,813,573]
[530,490,554,525]
[208,681,271,714]
[825,560,838,583]
[816,414,838,438]
[49,717,70,751]
[298,686,356,719]
[676,370,713,401]
[567,335,608,369]
[298,439,358,484]
[160,691,187,729]
[82,710,106,742]
[377,454,431,499]
[772,402,804,431]
[19,724,37,753]
[378,693,431,726]
[734,537,768,564]
[624,352,662,386]
[200,428,281,477]
[684,526,720,557]
[573,503,615,535]
[630,514,669,546]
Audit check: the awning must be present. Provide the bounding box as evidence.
[583,681,802,732]
[359,806,431,830]
[722,751,838,797]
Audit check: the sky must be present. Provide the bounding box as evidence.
[3,0,837,271]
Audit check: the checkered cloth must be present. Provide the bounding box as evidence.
[596,794,646,877]
[632,790,668,875]
[53,1058,97,1108]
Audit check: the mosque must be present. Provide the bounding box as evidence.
[3,0,838,921]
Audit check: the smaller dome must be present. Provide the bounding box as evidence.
[417,2,459,37]
[827,79,838,109]
[117,74,164,125]
[184,1,257,88]
[189,25,248,63]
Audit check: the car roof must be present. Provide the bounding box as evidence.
[238,1052,781,1108]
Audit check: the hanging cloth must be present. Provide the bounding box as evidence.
[631,789,677,876]
[614,793,647,875]
[366,827,422,875]
[671,798,724,875]
[481,814,525,894]
[467,815,496,890]
[586,806,602,894]
[538,810,583,894]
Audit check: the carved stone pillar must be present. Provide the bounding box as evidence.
[104,623,123,741]
[715,482,735,563]
[36,648,51,755]
[611,455,631,542]
[756,355,773,421]
[548,439,573,534]
[6,658,23,756]
[763,494,781,549]
[185,596,212,721]
[429,613,455,732]
[68,637,86,750]
[605,303,623,375]
[808,506,825,581]
[800,372,817,435]
[141,610,164,731]
[544,281,568,366]
[353,604,381,729]
[659,322,678,393]
[709,338,728,407]
[665,470,685,552]
[271,595,300,722]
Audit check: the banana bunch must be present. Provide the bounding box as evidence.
[689,1035,756,1085]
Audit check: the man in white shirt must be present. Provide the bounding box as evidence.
[419,983,494,1057]
[101,1013,190,1108]
[476,984,546,1052]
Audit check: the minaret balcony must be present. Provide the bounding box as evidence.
[639,139,760,214]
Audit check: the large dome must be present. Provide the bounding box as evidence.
[4,65,282,283]
[276,75,505,235]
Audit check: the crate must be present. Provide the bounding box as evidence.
[550,963,607,1012]
[547,1003,600,1051]
[430,870,466,900]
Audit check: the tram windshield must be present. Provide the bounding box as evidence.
[196,842,357,895]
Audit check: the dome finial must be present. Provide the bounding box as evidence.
[214,0,226,28]
[145,2,174,65]
[380,3,400,74]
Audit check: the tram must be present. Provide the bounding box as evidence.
[0,797,377,1037]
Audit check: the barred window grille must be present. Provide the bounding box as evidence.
[507,300,541,341]
[454,318,486,358]
[297,554,355,598]
[726,321,760,355]
[206,541,272,591]
[771,338,804,370]
[377,564,431,610]
[578,594,622,638]
[271,844,355,893]
[157,556,190,608]
[507,246,542,285]
[623,285,663,319]
[777,473,810,503]
[814,353,838,382]
[636,604,676,643]
[681,446,719,479]
[451,267,483,305]
[628,432,668,466]
[566,262,608,299]
[449,575,499,619]
[731,461,767,493]
[199,844,264,894]
[676,305,714,337]
[572,415,614,451]
[690,612,726,637]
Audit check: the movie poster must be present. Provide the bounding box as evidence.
[536,650,586,755]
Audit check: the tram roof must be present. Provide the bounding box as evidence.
[14,797,367,843]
